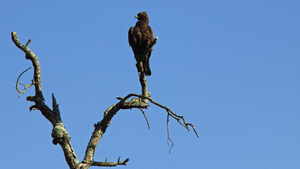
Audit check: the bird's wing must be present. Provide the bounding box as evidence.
[148,25,154,40]
[128,26,134,47]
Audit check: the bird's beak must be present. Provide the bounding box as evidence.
[134,15,139,19]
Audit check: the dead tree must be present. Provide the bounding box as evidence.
[11,31,198,169]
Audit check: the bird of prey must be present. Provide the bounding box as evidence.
[128,12,154,76]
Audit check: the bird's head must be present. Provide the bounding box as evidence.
[134,12,149,23]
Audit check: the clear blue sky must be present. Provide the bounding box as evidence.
[1,1,299,168]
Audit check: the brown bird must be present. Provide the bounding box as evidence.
[128,12,154,76]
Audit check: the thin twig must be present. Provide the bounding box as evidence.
[139,108,150,129]
[167,114,174,154]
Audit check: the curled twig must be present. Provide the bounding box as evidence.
[15,67,34,98]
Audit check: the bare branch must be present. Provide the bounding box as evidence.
[11,31,44,102]
[12,32,79,168]
[81,68,153,165]
[120,93,198,136]
[139,72,150,103]
[82,102,121,165]
[117,91,199,154]
[91,157,130,167]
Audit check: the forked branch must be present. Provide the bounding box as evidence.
[12,31,196,169]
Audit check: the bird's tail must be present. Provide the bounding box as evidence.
[144,66,151,76]
[143,59,151,76]
[144,50,152,76]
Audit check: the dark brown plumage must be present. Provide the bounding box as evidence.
[128,12,154,76]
